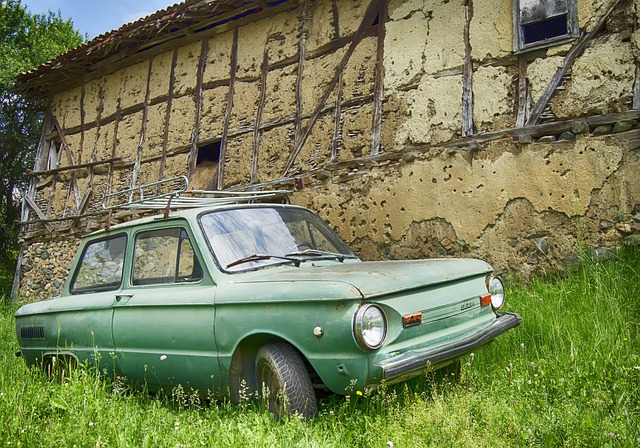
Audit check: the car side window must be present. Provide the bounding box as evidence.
[71,234,127,293]
[132,228,203,286]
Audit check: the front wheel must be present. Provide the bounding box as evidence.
[255,342,317,419]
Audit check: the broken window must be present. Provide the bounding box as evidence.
[514,0,578,52]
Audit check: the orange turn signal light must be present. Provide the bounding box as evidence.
[402,312,422,328]
[480,294,492,307]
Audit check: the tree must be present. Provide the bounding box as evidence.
[0,0,83,296]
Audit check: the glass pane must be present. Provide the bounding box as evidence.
[132,228,180,285]
[177,229,203,282]
[200,207,356,272]
[72,234,126,293]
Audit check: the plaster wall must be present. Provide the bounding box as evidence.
[18,0,640,301]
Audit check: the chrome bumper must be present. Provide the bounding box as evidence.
[376,312,522,381]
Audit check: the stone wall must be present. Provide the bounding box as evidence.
[17,0,640,300]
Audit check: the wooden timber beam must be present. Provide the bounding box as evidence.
[461,0,474,137]
[217,27,239,190]
[370,0,387,156]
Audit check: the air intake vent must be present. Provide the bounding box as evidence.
[21,326,45,340]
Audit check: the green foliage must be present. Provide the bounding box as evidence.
[1,246,638,446]
[0,0,82,294]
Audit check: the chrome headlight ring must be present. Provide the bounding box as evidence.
[353,303,387,350]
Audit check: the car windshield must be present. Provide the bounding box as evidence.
[199,206,357,272]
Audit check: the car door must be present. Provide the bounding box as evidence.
[54,233,127,371]
[112,223,219,391]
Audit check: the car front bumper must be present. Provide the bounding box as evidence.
[375,312,522,382]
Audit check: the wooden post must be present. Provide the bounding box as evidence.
[461,0,474,137]
[370,0,387,156]
[189,39,209,180]
[159,48,179,183]
[331,0,343,162]
[131,58,154,193]
[217,27,239,190]
[516,55,529,127]
[252,49,270,183]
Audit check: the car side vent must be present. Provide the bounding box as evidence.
[21,326,45,340]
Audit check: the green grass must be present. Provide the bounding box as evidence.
[1,246,639,447]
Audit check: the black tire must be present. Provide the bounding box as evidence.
[255,342,317,419]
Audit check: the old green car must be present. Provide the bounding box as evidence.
[15,192,521,418]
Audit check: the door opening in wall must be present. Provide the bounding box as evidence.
[191,141,221,191]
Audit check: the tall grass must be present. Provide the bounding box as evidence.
[1,246,638,447]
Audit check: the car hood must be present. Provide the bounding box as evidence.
[232,258,492,299]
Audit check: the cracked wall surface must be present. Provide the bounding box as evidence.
[19,0,640,301]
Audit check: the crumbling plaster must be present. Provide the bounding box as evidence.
[296,135,630,262]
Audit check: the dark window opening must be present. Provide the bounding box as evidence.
[197,141,221,165]
[523,14,568,45]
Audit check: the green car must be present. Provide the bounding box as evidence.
[15,202,521,418]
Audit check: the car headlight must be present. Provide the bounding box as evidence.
[353,304,387,350]
[486,276,505,310]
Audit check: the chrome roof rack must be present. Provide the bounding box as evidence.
[102,176,296,211]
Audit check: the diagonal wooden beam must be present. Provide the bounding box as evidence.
[526,0,623,126]
[25,196,53,232]
[281,0,380,177]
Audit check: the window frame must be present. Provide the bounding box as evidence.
[513,0,579,53]
[69,233,128,294]
[130,226,204,287]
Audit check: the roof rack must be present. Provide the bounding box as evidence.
[102,176,296,211]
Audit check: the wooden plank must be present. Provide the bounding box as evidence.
[52,117,81,208]
[252,49,270,183]
[330,0,343,162]
[25,196,53,232]
[281,0,380,177]
[79,84,86,165]
[526,0,623,126]
[217,27,239,190]
[370,0,387,156]
[189,39,209,180]
[10,247,24,301]
[635,64,640,110]
[159,47,179,183]
[130,58,154,192]
[516,55,529,127]
[461,0,474,137]
[294,0,309,153]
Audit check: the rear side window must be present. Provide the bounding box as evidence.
[132,228,203,286]
[71,234,127,293]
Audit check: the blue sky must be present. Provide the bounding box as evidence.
[23,0,175,39]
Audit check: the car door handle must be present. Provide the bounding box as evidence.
[115,294,133,302]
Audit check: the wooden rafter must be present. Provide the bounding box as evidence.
[281,0,380,177]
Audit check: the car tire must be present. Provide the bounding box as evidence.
[255,342,318,419]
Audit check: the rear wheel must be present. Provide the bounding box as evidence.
[255,342,317,419]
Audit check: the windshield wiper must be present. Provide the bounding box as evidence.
[226,253,301,269]
[284,249,346,262]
